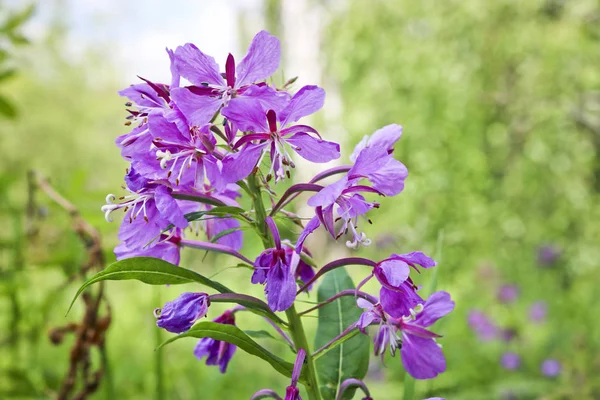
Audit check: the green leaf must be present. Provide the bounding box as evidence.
[158,322,297,379]
[314,267,369,400]
[1,4,34,33]
[0,69,16,82]
[244,329,278,340]
[67,257,231,314]
[0,95,17,119]
[209,293,287,327]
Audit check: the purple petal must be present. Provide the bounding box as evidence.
[401,334,446,379]
[348,147,390,180]
[119,83,165,110]
[350,124,403,162]
[154,186,188,229]
[236,31,281,88]
[221,143,265,184]
[265,260,296,312]
[222,97,269,132]
[374,259,410,289]
[279,85,325,127]
[206,217,243,251]
[296,215,321,251]
[285,132,340,163]
[415,291,455,327]
[156,292,209,333]
[115,237,181,265]
[124,167,150,193]
[392,251,437,269]
[118,204,163,249]
[307,177,348,208]
[501,352,521,370]
[241,84,290,112]
[380,284,424,318]
[174,43,224,86]
[365,158,408,196]
[148,113,188,142]
[166,47,180,89]
[170,87,222,127]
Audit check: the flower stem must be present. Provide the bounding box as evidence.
[247,172,321,400]
[286,305,322,400]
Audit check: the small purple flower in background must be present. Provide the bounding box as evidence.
[537,243,561,267]
[497,284,519,304]
[540,358,561,378]
[500,352,520,370]
[468,310,499,342]
[529,301,548,323]
[155,292,209,333]
[194,310,237,373]
[499,327,518,343]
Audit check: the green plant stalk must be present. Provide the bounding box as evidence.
[154,287,166,400]
[286,305,322,400]
[247,173,321,400]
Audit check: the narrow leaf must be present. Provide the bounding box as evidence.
[67,257,231,314]
[314,267,369,400]
[209,293,287,327]
[157,322,297,380]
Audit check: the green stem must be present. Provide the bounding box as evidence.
[247,173,321,400]
[286,305,322,400]
[154,287,166,400]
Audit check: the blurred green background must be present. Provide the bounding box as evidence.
[1,0,599,399]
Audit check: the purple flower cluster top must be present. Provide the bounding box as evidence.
[103,30,454,394]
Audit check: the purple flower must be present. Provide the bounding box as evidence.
[537,244,561,267]
[115,229,183,265]
[301,124,407,249]
[357,291,455,379]
[171,31,287,127]
[540,358,561,378]
[467,310,499,342]
[500,352,520,370]
[497,284,519,304]
[155,292,209,333]
[102,169,188,251]
[194,310,237,373]
[251,218,298,312]
[529,301,548,323]
[284,348,306,400]
[221,85,340,183]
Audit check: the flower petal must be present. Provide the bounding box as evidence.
[285,132,340,163]
[415,291,455,328]
[154,185,188,229]
[401,334,446,379]
[350,124,403,162]
[265,261,296,312]
[380,284,424,318]
[374,259,410,289]
[174,43,224,86]
[236,31,281,87]
[393,251,437,269]
[222,97,269,132]
[170,87,222,127]
[221,143,265,184]
[307,177,348,208]
[279,85,325,127]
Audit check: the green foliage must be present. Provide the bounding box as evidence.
[158,321,297,379]
[314,267,369,400]
[326,0,600,398]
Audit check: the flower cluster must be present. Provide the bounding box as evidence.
[103,30,454,398]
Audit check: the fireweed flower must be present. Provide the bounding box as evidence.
[115,228,183,265]
[497,284,519,304]
[155,292,209,333]
[221,85,340,183]
[300,124,407,249]
[357,291,455,379]
[251,218,302,311]
[467,310,499,342]
[101,168,188,251]
[540,358,561,378]
[500,352,520,370]
[171,30,287,127]
[537,243,561,267]
[251,349,306,400]
[194,310,237,373]
[529,301,548,323]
